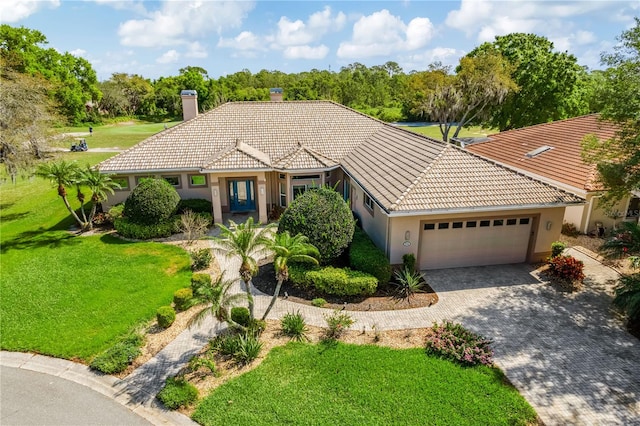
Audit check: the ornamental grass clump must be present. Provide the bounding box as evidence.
[425,321,494,367]
[324,310,355,340]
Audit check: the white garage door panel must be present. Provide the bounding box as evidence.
[420,218,532,270]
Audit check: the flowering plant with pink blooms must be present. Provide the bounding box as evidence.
[425,321,494,367]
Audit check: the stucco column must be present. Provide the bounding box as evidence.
[257,172,267,224]
[210,175,223,224]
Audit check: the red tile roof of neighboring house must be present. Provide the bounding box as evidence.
[465,115,619,193]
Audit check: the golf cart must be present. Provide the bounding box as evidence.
[70,139,88,152]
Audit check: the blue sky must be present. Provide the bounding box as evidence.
[2,1,637,81]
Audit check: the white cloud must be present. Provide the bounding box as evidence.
[91,0,147,15]
[0,0,59,23]
[118,1,256,47]
[156,49,179,64]
[446,0,618,44]
[69,49,87,57]
[283,45,329,60]
[218,31,264,51]
[337,9,434,59]
[275,6,346,46]
[185,41,207,58]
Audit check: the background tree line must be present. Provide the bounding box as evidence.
[2,23,607,130]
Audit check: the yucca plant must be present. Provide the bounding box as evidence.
[235,332,263,364]
[393,268,425,302]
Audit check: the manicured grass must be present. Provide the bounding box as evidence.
[53,121,180,150]
[1,234,191,360]
[399,124,494,141]
[192,342,537,426]
[0,122,191,361]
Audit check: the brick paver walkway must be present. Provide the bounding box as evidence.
[121,243,640,425]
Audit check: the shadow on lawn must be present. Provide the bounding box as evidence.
[1,229,81,253]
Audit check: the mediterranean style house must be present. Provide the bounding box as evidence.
[464,114,640,236]
[98,91,583,270]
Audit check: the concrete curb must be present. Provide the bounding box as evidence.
[0,351,197,426]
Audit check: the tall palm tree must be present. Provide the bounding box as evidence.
[215,217,275,319]
[261,231,319,320]
[80,165,120,229]
[189,272,248,331]
[36,160,83,227]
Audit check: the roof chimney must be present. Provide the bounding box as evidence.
[180,90,198,121]
[269,88,283,102]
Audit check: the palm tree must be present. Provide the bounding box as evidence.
[189,272,248,331]
[261,231,319,320]
[80,165,120,229]
[36,160,83,228]
[215,217,275,319]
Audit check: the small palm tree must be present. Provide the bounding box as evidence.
[261,231,319,320]
[190,272,248,331]
[36,160,83,227]
[215,217,275,319]
[79,165,120,229]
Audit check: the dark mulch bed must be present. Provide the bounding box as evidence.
[252,262,438,311]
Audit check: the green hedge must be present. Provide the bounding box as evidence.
[349,228,392,284]
[173,288,193,311]
[306,266,377,296]
[288,262,318,289]
[114,217,178,240]
[157,306,176,328]
[177,199,213,214]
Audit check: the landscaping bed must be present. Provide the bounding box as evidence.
[252,262,438,311]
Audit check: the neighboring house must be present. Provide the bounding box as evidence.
[463,115,640,235]
[98,91,583,270]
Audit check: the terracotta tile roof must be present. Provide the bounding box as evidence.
[98,100,583,213]
[98,101,382,173]
[465,115,619,192]
[342,127,582,212]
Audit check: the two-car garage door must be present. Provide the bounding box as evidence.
[419,217,533,270]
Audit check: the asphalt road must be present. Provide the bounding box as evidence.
[0,366,151,426]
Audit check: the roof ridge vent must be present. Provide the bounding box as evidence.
[525,145,553,158]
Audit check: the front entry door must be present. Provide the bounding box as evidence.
[229,180,255,211]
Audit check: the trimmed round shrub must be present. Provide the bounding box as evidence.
[278,186,355,263]
[173,288,193,311]
[349,227,392,284]
[311,298,327,307]
[550,241,567,259]
[157,306,176,328]
[157,377,199,410]
[177,198,213,214]
[231,307,250,327]
[124,178,180,225]
[191,273,212,294]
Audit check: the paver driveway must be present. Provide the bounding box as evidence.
[426,249,640,425]
[122,245,639,425]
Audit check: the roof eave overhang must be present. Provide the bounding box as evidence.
[200,167,272,173]
[98,167,202,174]
[386,201,586,217]
[273,166,340,173]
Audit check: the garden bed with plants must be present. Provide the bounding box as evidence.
[252,262,438,311]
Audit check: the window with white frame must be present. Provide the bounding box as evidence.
[364,193,374,211]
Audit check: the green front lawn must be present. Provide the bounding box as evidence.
[192,342,537,426]
[0,122,191,361]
